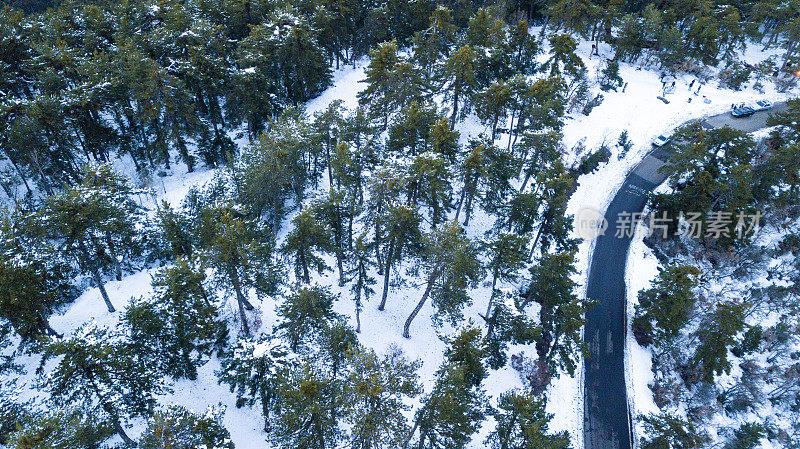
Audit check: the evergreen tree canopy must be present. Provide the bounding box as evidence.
[125,257,227,380]
[139,405,234,449]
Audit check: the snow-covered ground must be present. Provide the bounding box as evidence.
[3,28,798,449]
[624,229,662,444]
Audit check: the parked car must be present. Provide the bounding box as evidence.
[751,100,773,111]
[651,134,671,147]
[731,106,755,118]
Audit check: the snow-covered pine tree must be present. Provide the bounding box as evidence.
[342,346,422,449]
[347,233,377,333]
[198,203,282,337]
[40,325,164,445]
[139,405,234,449]
[0,212,76,343]
[218,336,294,432]
[632,264,700,347]
[281,206,335,285]
[270,362,343,449]
[125,257,228,380]
[486,390,570,449]
[408,328,489,448]
[40,164,140,313]
[275,285,339,352]
[403,222,484,338]
[6,409,113,449]
[520,251,586,376]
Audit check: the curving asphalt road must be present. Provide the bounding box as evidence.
[582,102,788,449]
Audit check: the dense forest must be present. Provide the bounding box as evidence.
[0,0,799,446]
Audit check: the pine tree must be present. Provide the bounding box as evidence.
[542,34,585,82]
[503,191,541,235]
[475,80,511,141]
[41,164,140,313]
[233,111,315,233]
[155,201,196,260]
[139,405,234,449]
[529,161,578,257]
[483,232,529,337]
[692,301,746,383]
[767,98,800,143]
[0,389,30,446]
[229,38,282,140]
[599,60,624,91]
[271,363,343,449]
[724,422,765,449]
[314,100,347,190]
[317,321,359,377]
[486,390,571,449]
[41,325,164,445]
[407,151,452,225]
[281,206,336,284]
[276,285,339,352]
[412,6,458,72]
[639,413,707,449]
[653,124,758,247]
[520,251,585,375]
[199,203,282,337]
[517,131,563,192]
[124,258,227,380]
[508,20,540,75]
[217,336,294,431]
[438,45,479,128]
[311,192,351,286]
[347,233,377,333]
[388,101,440,157]
[242,9,332,105]
[6,409,113,449]
[455,140,516,226]
[410,342,488,449]
[428,116,461,164]
[358,40,420,128]
[376,203,423,311]
[544,0,597,37]
[0,215,75,342]
[632,265,700,347]
[403,222,484,338]
[465,7,506,50]
[443,326,488,388]
[343,346,422,449]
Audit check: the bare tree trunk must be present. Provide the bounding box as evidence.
[403,271,439,338]
[229,268,254,336]
[378,239,395,311]
[463,188,475,226]
[105,232,122,281]
[79,240,115,313]
[403,411,422,449]
[355,298,362,333]
[108,409,134,446]
[450,86,460,130]
[485,273,498,339]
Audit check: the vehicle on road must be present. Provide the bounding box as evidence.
[651,134,671,147]
[731,106,755,118]
[751,100,773,111]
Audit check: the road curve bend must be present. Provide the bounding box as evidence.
[582,102,788,449]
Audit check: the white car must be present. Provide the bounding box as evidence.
[751,100,773,112]
[651,134,671,147]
